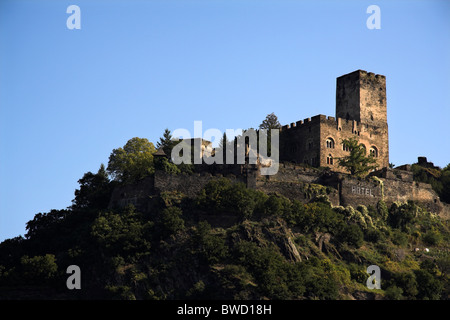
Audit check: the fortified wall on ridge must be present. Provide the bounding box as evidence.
[279,70,389,172]
[108,70,450,219]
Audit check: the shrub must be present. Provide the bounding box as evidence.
[263,194,291,217]
[299,202,342,234]
[196,179,267,219]
[223,183,257,219]
[365,228,385,243]
[233,241,303,299]
[392,230,409,247]
[384,285,403,300]
[422,230,443,246]
[283,200,305,226]
[393,272,418,298]
[91,208,152,258]
[388,201,417,230]
[377,200,389,221]
[337,224,364,248]
[20,254,58,285]
[414,269,443,299]
[159,207,185,236]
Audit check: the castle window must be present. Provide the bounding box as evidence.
[360,144,367,155]
[326,138,335,149]
[327,154,333,165]
[343,144,350,152]
[369,146,378,157]
[307,140,313,150]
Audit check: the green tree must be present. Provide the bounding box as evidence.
[384,286,404,300]
[414,269,443,299]
[20,254,58,284]
[192,221,228,264]
[387,201,417,230]
[107,137,156,183]
[158,207,185,237]
[422,230,443,246]
[410,161,450,204]
[394,272,418,298]
[259,113,281,156]
[25,209,69,240]
[156,128,177,160]
[154,156,181,174]
[259,112,281,130]
[72,164,111,210]
[91,207,152,259]
[337,224,364,248]
[441,164,450,203]
[219,132,229,150]
[337,137,378,176]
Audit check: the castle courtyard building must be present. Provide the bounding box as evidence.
[280,70,389,173]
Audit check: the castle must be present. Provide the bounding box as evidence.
[109,70,450,219]
[279,69,389,172]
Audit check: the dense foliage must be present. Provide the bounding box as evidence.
[411,162,450,204]
[337,137,378,177]
[0,134,449,300]
[1,174,449,299]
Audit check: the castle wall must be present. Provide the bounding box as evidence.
[336,70,387,127]
[279,69,389,173]
[256,164,445,216]
[279,116,321,166]
[279,114,389,173]
[107,70,448,218]
[108,176,155,212]
[154,171,244,198]
[108,166,448,218]
[382,179,443,213]
[339,178,382,208]
[319,115,389,171]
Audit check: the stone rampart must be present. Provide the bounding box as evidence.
[108,164,448,218]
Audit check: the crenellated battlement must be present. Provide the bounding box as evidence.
[280,114,383,134]
[339,69,385,80]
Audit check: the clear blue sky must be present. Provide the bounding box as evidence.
[1,0,449,242]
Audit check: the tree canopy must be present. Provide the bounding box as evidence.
[337,137,378,177]
[107,137,156,183]
[156,128,177,160]
[259,112,281,130]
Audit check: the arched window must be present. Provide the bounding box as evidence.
[327,154,333,165]
[369,146,378,158]
[360,144,366,155]
[343,143,350,152]
[326,137,335,149]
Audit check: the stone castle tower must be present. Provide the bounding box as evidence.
[280,70,389,172]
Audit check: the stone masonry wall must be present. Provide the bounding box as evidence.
[109,165,448,218]
[279,114,389,172]
[154,171,245,198]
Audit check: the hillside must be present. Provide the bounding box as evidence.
[0,166,449,300]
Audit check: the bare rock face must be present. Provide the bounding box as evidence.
[314,232,342,259]
[262,218,302,263]
[230,218,302,263]
[315,232,331,252]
